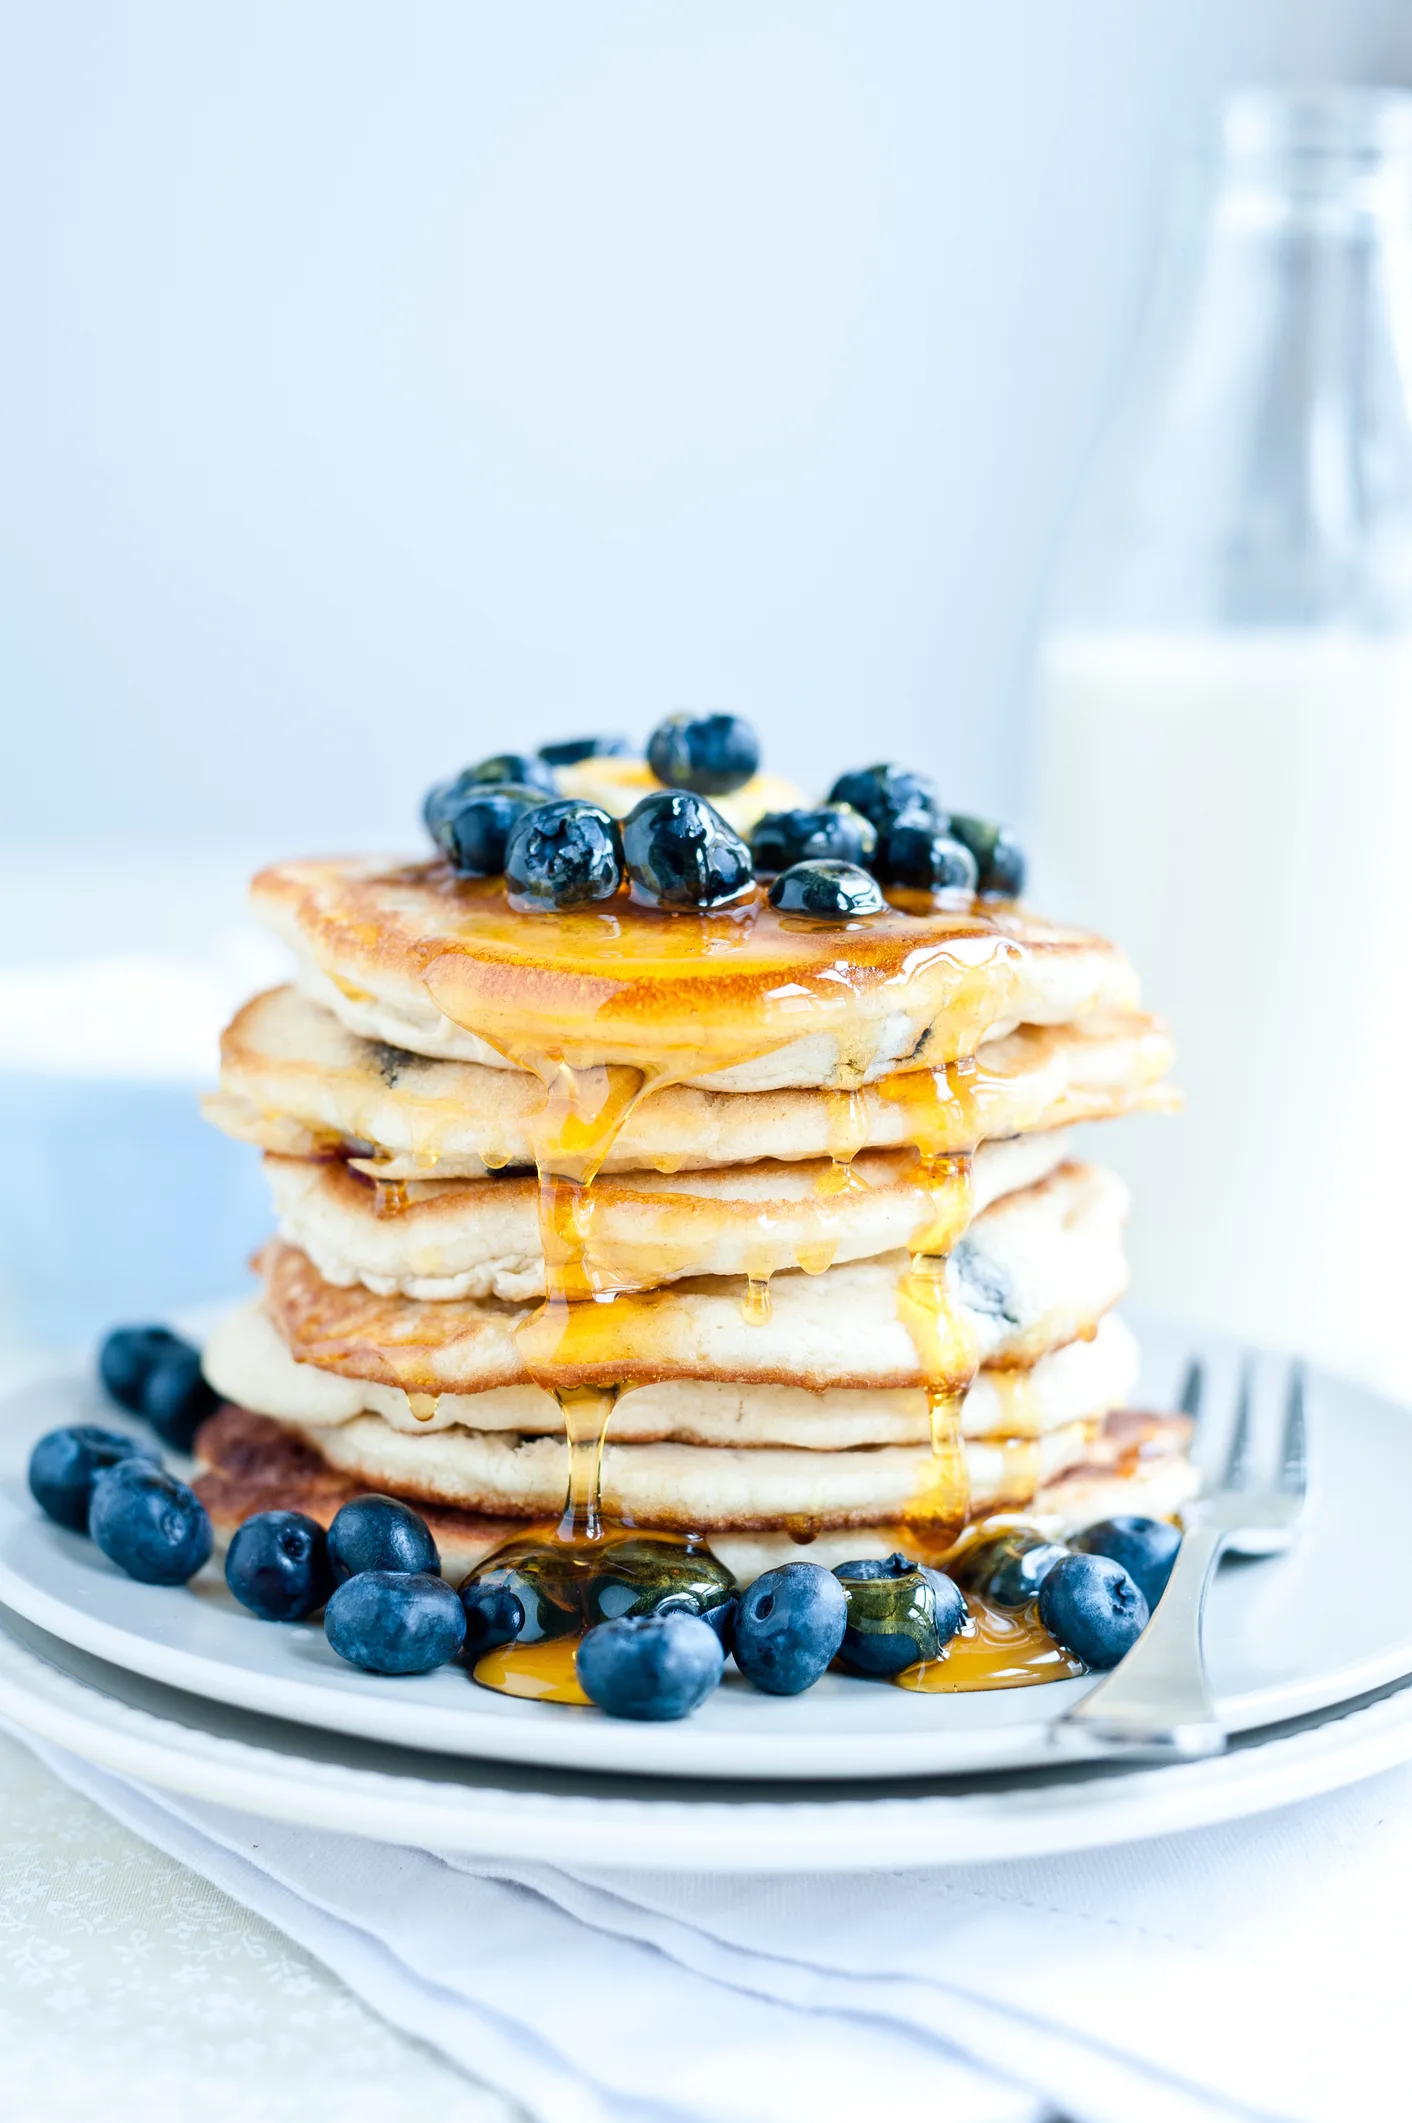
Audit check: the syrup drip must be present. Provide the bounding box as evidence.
[554,1382,621,1544]
[743,1275,773,1325]
[406,1391,440,1425]
[372,1176,410,1218]
[894,1595,1085,1692]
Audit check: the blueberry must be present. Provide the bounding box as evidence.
[328,1494,439,1584]
[140,1341,219,1450]
[732,1562,847,1695]
[646,713,760,797]
[28,1425,158,1533]
[946,814,1027,897]
[768,860,884,921]
[98,1324,185,1414]
[427,782,547,877]
[538,735,629,768]
[576,1612,724,1720]
[951,1530,1069,1610]
[833,1553,966,1676]
[324,1570,466,1675]
[88,1460,213,1585]
[582,1535,739,1633]
[750,804,878,875]
[225,1509,334,1621]
[459,1576,526,1658]
[828,764,940,838]
[1039,1552,1149,1670]
[881,809,979,894]
[504,798,623,910]
[1072,1516,1181,1612]
[621,790,754,910]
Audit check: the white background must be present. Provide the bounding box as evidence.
[3,0,1409,860]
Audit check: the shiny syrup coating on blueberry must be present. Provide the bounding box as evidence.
[750,802,877,873]
[767,859,884,920]
[505,798,623,910]
[646,712,760,797]
[620,788,754,909]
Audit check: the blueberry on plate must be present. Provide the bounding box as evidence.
[768,859,884,921]
[950,1529,1069,1610]
[324,1570,466,1675]
[621,789,754,910]
[427,782,547,877]
[504,798,623,910]
[28,1425,158,1533]
[881,808,979,894]
[827,764,940,838]
[328,1494,439,1584]
[98,1324,186,1414]
[646,713,760,797]
[88,1460,213,1585]
[731,1562,848,1695]
[576,1612,724,1720]
[750,803,877,874]
[945,814,1027,898]
[140,1339,219,1450]
[833,1553,967,1676]
[459,1575,526,1658]
[225,1509,334,1621]
[538,735,629,768]
[1072,1516,1181,1612]
[1038,1552,1149,1670]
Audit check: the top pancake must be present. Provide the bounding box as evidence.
[253,857,1140,1093]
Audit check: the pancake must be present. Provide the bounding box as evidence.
[244,1161,1129,1396]
[206,985,1174,1177]
[202,1300,1139,1448]
[193,1402,1196,1574]
[263,1129,1069,1302]
[252,857,1141,1091]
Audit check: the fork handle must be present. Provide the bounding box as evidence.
[1052,1521,1228,1760]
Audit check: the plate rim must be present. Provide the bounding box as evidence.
[6,1601,1412,1870]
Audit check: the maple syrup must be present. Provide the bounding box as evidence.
[406,876,1073,1701]
[895,1594,1085,1692]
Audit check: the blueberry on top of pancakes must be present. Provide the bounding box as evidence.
[422,754,556,840]
[828,762,940,838]
[768,859,884,921]
[750,802,877,875]
[505,797,623,910]
[621,789,754,910]
[646,712,760,797]
[537,734,629,768]
[945,813,1027,898]
[428,782,547,877]
[879,807,979,894]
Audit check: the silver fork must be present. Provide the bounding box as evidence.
[1053,1356,1310,1761]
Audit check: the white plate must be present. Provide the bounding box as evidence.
[0,1326,1407,1783]
[5,1599,1412,1868]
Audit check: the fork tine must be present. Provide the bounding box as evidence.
[1177,1358,1204,1421]
[1220,1361,1254,1490]
[1278,1363,1308,1498]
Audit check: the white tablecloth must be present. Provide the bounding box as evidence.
[8,1713,1411,2123]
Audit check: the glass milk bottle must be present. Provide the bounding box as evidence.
[1031,89,1412,1395]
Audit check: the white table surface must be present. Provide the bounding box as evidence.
[0,1728,523,2122]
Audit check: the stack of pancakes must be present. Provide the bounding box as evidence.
[198,782,1195,1583]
